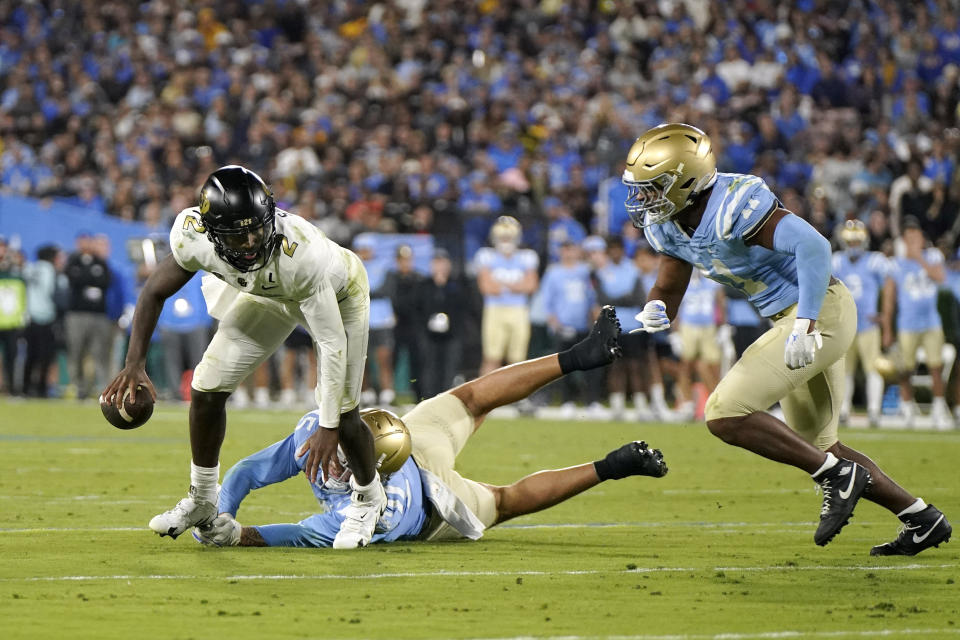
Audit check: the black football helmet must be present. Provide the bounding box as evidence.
[198,165,276,271]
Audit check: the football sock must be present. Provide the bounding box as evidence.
[558,314,618,374]
[810,452,839,479]
[897,498,927,518]
[558,339,608,374]
[190,462,219,504]
[350,473,382,495]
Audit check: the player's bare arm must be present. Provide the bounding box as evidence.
[881,276,896,348]
[509,268,538,294]
[102,254,195,408]
[646,254,692,321]
[476,266,502,296]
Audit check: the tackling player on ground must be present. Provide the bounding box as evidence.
[102,165,385,549]
[191,307,668,548]
[626,123,951,555]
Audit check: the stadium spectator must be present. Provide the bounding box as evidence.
[64,232,112,400]
[386,244,425,401]
[418,248,464,399]
[21,245,60,398]
[0,237,26,395]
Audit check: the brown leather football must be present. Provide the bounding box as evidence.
[100,385,154,430]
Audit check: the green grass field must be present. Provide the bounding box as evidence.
[1,399,958,640]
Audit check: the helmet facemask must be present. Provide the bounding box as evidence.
[623,171,678,228]
[208,212,276,272]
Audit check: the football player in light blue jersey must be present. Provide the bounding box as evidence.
[632,242,674,419]
[354,235,397,407]
[674,272,724,420]
[589,236,650,419]
[475,216,540,375]
[831,220,890,427]
[881,219,952,430]
[541,239,599,411]
[192,309,669,548]
[624,123,951,556]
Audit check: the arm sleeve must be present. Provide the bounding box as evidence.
[218,432,302,516]
[772,213,832,320]
[299,281,349,428]
[253,521,335,548]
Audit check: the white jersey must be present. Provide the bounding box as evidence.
[170,207,352,303]
[170,207,368,427]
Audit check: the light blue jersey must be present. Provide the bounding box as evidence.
[474,247,539,307]
[643,173,796,318]
[218,412,426,548]
[540,262,596,332]
[594,259,643,331]
[890,249,945,332]
[831,250,889,332]
[726,296,765,327]
[946,267,960,304]
[678,272,720,327]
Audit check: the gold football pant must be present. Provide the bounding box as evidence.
[704,282,856,450]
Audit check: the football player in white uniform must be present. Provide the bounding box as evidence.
[102,165,385,549]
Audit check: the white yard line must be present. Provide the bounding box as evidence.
[463,630,960,640]
[3,564,956,583]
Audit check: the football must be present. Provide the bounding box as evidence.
[99,386,154,430]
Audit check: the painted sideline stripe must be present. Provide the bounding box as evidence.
[4,564,956,582]
[463,630,960,640]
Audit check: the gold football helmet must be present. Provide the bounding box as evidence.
[490,215,522,246]
[839,219,868,249]
[622,123,717,228]
[360,408,412,475]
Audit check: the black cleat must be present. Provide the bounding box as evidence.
[814,460,871,546]
[558,305,622,373]
[870,504,952,556]
[596,440,668,480]
[588,305,623,364]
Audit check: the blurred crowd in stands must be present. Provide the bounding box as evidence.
[3,0,960,425]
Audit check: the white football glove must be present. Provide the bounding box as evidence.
[784,318,823,370]
[193,514,241,547]
[632,300,670,334]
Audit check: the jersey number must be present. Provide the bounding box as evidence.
[279,235,298,258]
[183,215,206,233]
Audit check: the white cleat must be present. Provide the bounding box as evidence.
[149,486,217,539]
[332,476,387,549]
